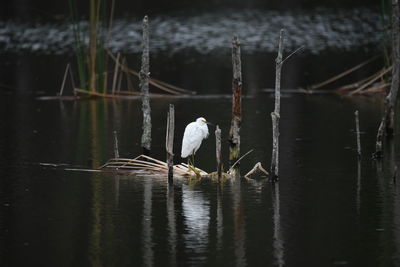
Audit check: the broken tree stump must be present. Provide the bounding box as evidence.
[166,104,175,183]
[270,29,284,181]
[215,125,222,180]
[229,35,242,167]
[140,15,152,154]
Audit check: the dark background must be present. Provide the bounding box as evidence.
[1,0,380,21]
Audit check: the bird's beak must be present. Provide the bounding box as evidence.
[206,121,214,126]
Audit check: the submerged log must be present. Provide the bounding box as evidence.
[140,15,152,154]
[270,29,284,181]
[229,36,242,166]
[166,104,175,182]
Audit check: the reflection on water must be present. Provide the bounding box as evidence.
[216,185,223,252]
[232,177,246,266]
[142,178,154,266]
[182,184,210,262]
[2,93,400,266]
[272,182,284,267]
[167,183,177,266]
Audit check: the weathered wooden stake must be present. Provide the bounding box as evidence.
[229,36,242,167]
[113,130,119,158]
[386,0,400,135]
[215,125,222,180]
[374,120,385,159]
[140,15,151,154]
[270,29,284,181]
[354,110,361,158]
[166,104,175,182]
[375,0,400,158]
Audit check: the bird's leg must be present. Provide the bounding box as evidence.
[190,154,201,178]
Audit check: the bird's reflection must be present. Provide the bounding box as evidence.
[272,182,284,267]
[182,184,210,257]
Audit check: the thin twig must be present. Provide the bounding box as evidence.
[112,52,121,94]
[228,149,253,173]
[58,63,70,96]
[281,45,304,64]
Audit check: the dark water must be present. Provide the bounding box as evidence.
[1,1,400,266]
[1,92,400,266]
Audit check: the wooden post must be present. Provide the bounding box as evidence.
[166,104,175,183]
[270,29,284,181]
[113,130,119,158]
[140,15,151,154]
[386,0,400,135]
[229,36,242,167]
[215,125,222,180]
[374,120,385,159]
[354,110,361,158]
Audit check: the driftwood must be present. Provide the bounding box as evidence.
[166,104,175,182]
[100,154,208,177]
[244,162,269,179]
[310,57,378,91]
[270,29,284,181]
[229,36,242,166]
[140,15,152,154]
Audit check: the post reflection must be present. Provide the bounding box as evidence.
[272,182,284,267]
[216,184,223,251]
[356,159,361,215]
[167,183,177,266]
[182,184,210,258]
[394,173,400,263]
[142,178,154,266]
[232,176,246,266]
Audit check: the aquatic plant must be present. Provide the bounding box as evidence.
[68,0,108,93]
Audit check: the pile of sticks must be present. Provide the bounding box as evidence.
[99,154,208,177]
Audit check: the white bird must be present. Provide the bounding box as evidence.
[181,117,210,167]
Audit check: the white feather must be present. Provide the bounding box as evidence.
[181,117,209,158]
